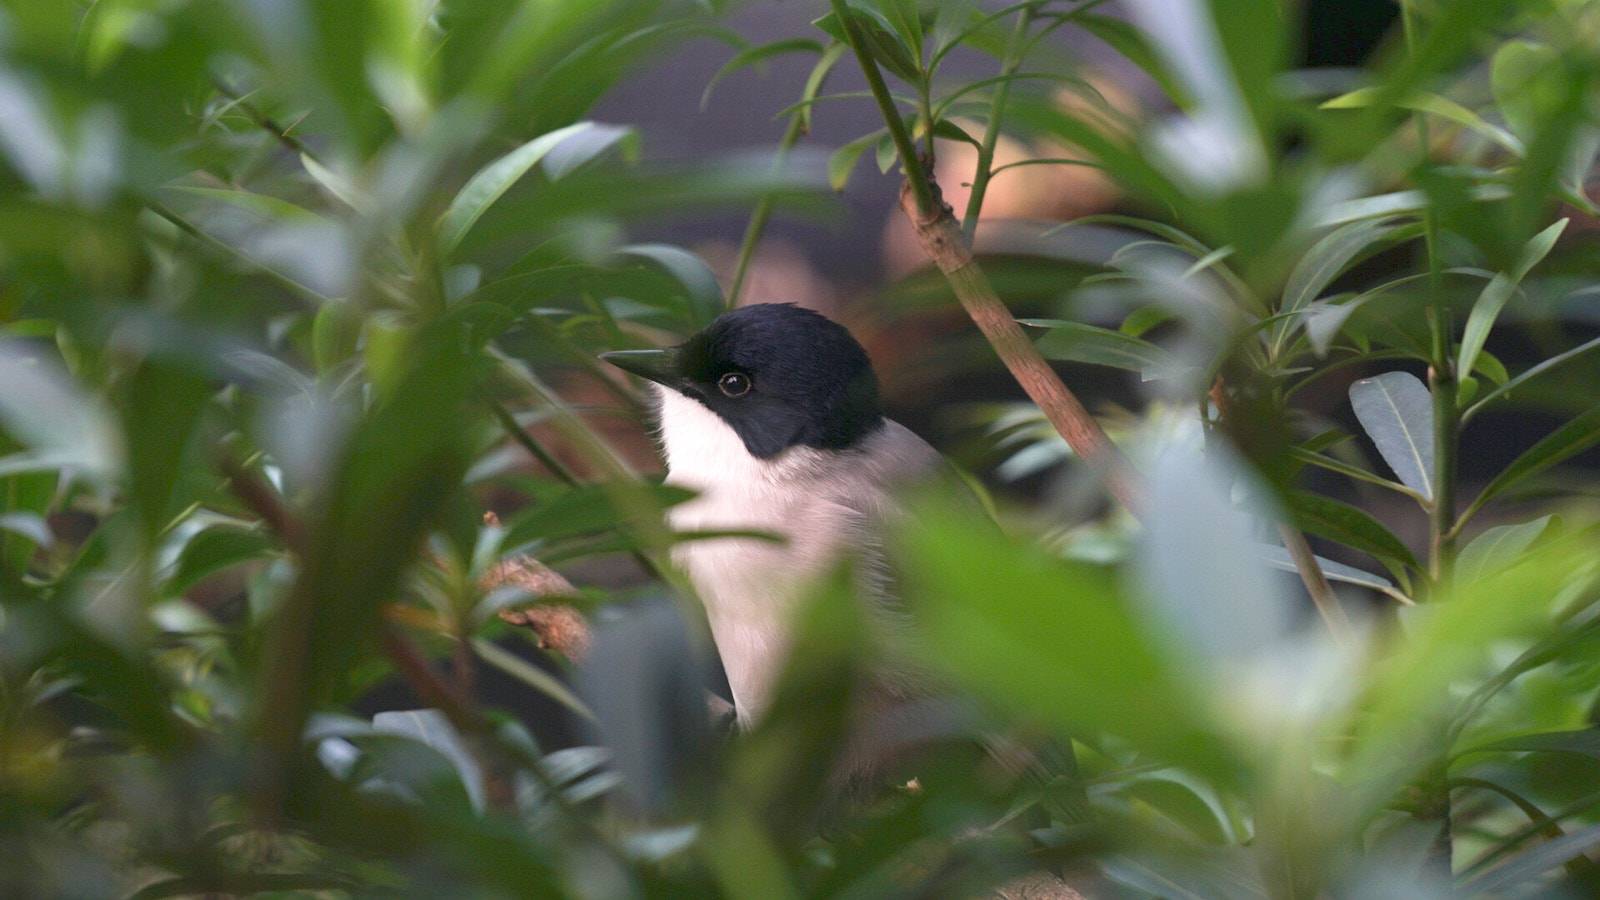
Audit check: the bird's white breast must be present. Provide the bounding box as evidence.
[655,388,937,725]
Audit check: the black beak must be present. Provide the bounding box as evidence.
[600,348,680,387]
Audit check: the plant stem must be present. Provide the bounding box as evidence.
[1403,0,1458,877]
[830,0,1143,514]
[1275,521,1355,648]
[728,109,807,309]
[1399,1,1457,590]
[487,396,581,487]
[963,4,1035,237]
[906,194,1144,513]
[829,0,936,217]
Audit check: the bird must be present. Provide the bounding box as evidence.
[601,303,953,778]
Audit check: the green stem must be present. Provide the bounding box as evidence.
[728,110,806,309]
[1403,0,1457,878]
[828,0,936,217]
[147,202,333,306]
[487,396,581,488]
[963,4,1035,237]
[1400,1,1456,590]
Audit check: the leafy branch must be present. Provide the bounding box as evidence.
[826,0,1144,515]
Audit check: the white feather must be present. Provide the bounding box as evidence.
[656,387,939,725]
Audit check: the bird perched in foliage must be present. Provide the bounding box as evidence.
[602,303,950,779]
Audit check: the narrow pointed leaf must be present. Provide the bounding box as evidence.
[702,38,824,109]
[540,123,637,181]
[1456,515,1556,585]
[439,122,594,257]
[1272,218,1399,352]
[877,0,924,66]
[1322,87,1525,155]
[1457,218,1567,382]
[1468,408,1600,517]
[1285,490,1420,571]
[1256,544,1401,598]
[874,131,897,174]
[1461,729,1600,761]
[1460,824,1600,896]
[1350,372,1435,502]
[1023,319,1179,378]
[897,496,1241,780]
[827,129,883,191]
[611,244,725,328]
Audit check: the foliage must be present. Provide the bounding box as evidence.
[3,0,1600,897]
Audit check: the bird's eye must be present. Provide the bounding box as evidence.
[717,372,751,397]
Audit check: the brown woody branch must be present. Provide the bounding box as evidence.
[897,178,1145,515]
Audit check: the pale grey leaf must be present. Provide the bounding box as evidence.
[1350,372,1434,501]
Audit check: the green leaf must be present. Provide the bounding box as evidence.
[827,129,884,191]
[1288,446,1426,501]
[796,42,849,134]
[873,131,897,174]
[1117,777,1230,844]
[813,8,920,85]
[1467,335,1600,422]
[1256,544,1404,602]
[1349,372,1434,502]
[122,361,212,539]
[301,152,365,212]
[1456,515,1557,585]
[1285,490,1420,571]
[1491,39,1565,141]
[1073,13,1188,107]
[1023,319,1179,379]
[438,122,595,257]
[370,709,485,810]
[930,0,979,57]
[0,343,122,485]
[1457,218,1568,383]
[927,117,980,149]
[875,0,924,67]
[1460,823,1600,896]
[503,483,694,550]
[1321,87,1524,155]
[312,300,359,374]
[702,38,825,109]
[1460,729,1600,762]
[1352,539,1593,816]
[167,526,275,595]
[610,244,725,328]
[1474,349,1509,385]
[540,123,638,181]
[895,495,1241,781]
[1272,217,1400,354]
[1468,408,1600,518]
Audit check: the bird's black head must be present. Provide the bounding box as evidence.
[602,303,884,459]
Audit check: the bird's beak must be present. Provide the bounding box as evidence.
[600,348,680,387]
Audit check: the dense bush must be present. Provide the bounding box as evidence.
[3,0,1600,896]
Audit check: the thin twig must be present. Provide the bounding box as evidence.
[1274,522,1356,648]
[829,0,936,217]
[729,111,807,308]
[378,627,515,814]
[487,396,582,487]
[211,75,318,161]
[219,454,306,553]
[963,4,1035,237]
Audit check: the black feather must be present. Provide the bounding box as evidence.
[671,304,883,459]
